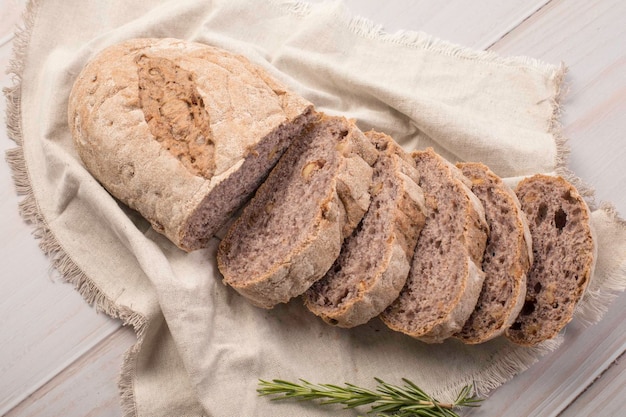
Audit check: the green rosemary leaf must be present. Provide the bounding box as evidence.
[257,377,483,417]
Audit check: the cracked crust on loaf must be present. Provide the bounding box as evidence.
[68,38,313,251]
[304,131,426,328]
[506,174,595,346]
[454,162,532,344]
[380,148,488,343]
[217,115,376,308]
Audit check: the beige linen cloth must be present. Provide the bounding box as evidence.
[5,0,626,416]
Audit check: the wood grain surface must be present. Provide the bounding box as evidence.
[1,1,624,416]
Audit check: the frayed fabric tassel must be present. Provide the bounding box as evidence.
[118,340,146,417]
[5,147,30,194]
[17,193,41,225]
[3,85,23,146]
[3,0,39,146]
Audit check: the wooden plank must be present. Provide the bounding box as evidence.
[560,351,626,417]
[0,7,122,415]
[4,327,135,417]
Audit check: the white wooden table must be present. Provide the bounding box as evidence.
[1,1,625,416]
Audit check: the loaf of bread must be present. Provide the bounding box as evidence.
[68,38,314,251]
[506,174,596,346]
[380,148,489,343]
[303,131,426,328]
[69,39,597,348]
[217,114,377,308]
[454,162,532,344]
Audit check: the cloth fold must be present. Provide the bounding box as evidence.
[5,0,626,416]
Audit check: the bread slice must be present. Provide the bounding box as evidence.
[453,162,532,344]
[506,174,595,346]
[68,38,314,251]
[303,131,427,328]
[380,148,488,343]
[217,115,377,308]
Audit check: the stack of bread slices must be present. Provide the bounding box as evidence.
[69,38,596,347]
[217,112,596,346]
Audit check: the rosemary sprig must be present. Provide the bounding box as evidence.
[257,377,482,417]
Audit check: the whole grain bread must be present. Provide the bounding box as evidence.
[68,38,314,251]
[454,162,532,344]
[217,114,377,309]
[304,131,426,328]
[380,148,488,343]
[506,174,596,346]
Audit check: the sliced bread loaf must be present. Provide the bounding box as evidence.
[454,162,532,344]
[68,38,314,251]
[380,148,488,343]
[217,114,377,308]
[303,131,427,328]
[506,174,596,346]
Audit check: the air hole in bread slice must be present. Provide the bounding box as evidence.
[554,208,567,230]
[520,299,536,316]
